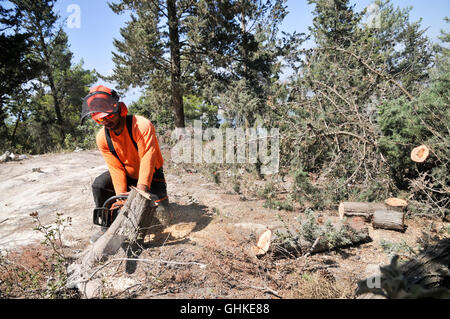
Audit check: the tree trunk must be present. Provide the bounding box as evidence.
[167,0,185,128]
[67,187,157,298]
[48,75,65,143]
[372,210,405,232]
[11,109,22,147]
[338,201,403,221]
[39,32,65,144]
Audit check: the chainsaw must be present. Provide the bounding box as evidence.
[93,195,128,227]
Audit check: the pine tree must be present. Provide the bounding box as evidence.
[0,3,43,149]
[10,0,73,143]
[308,0,361,47]
[107,0,291,128]
[280,0,436,207]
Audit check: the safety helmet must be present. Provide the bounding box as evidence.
[80,85,121,123]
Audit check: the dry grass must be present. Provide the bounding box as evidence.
[0,245,51,298]
[0,244,79,299]
[289,270,355,299]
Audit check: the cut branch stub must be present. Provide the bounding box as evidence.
[252,229,272,257]
[411,145,429,163]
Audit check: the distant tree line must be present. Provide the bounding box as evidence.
[0,0,97,154]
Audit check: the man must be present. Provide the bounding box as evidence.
[81,85,169,243]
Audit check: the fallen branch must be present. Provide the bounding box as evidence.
[257,221,371,259]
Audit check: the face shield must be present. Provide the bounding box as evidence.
[80,91,120,123]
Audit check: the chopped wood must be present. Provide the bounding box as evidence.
[372,210,405,232]
[410,144,429,163]
[384,197,408,208]
[338,202,402,221]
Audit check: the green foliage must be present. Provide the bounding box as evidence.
[63,123,98,151]
[184,94,219,128]
[267,0,440,214]
[0,1,97,154]
[376,23,449,216]
[297,208,322,243]
[128,86,174,134]
[377,96,426,187]
[263,196,294,211]
[0,212,77,298]
[379,239,415,258]
[292,167,315,204]
[107,0,293,127]
[294,209,353,250]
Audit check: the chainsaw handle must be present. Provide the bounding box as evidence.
[102,194,128,209]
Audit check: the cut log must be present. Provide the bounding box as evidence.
[372,210,405,232]
[268,222,371,259]
[411,144,429,163]
[67,187,157,298]
[338,202,402,221]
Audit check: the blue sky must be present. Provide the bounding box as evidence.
[53,0,450,104]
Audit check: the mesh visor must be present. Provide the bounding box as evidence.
[81,92,119,122]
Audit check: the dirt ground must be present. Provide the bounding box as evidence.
[0,146,448,299]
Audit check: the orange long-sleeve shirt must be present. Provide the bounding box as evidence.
[96,115,164,195]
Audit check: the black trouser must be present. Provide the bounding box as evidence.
[92,167,168,208]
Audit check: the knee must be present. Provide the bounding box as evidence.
[92,172,111,191]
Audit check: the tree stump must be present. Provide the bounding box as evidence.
[252,229,272,257]
[66,187,157,298]
[384,198,408,209]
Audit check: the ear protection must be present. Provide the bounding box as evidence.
[119,102,128,117]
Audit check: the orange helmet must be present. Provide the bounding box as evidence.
[81,85,121,122]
